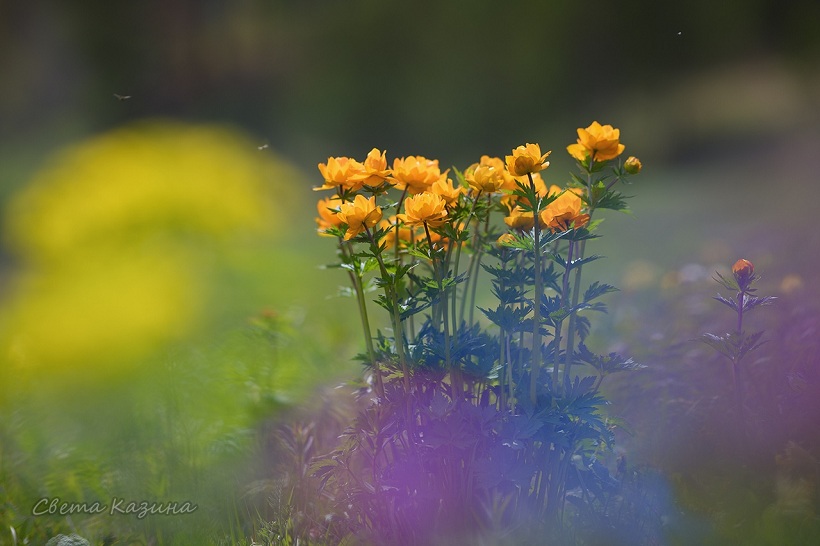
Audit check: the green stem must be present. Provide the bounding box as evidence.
[467,194,492,327]
[528,172,543,406]
[554,240,575,389]
[563,168,595,384]
[562,239,584,384]
[364,225,409,394]
[455,191,483,327]
[425,221,457,400]
[341,240,383,398]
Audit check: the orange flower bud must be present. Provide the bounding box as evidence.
[732,259,754,284]
[624,156,642,174]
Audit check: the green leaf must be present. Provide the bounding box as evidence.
[583,281,619,303]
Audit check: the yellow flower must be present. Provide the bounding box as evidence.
[336,195,382,240]
[390,156,445,195]
[505,143,551,177]
[567,121,625,162]
[316,156,366,191]
[540,190,590,232]
[350,148,392,187]
[624,156,642,174]
[315,195,344,236]
[503,205,535,231]
[397,192,449,228]
[430,176,463,205]
[1,121,284,375]
[465,157,508,193]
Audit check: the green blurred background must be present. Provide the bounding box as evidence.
[1,1,819,543]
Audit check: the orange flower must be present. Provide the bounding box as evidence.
[315,195,344,236]
[540,190,589,232]
[397,192,449,228]
[624,156,642,174]
[503,205,536,231]
[350,148,392,187]
[567,121,625,163]
[732,259,754,284]
[430,176,463,205]
[390,156,445,195]
[465,156,510,193]
[336,195,382,240]
[505,143,551,177]
[316,156,366,191]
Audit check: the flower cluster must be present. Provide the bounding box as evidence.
[311,123,644,542]
[315,122,638,251]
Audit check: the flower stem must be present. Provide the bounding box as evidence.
[455,191,483,327]
[364,225,410,394]
[563,168,595,384]
[528,172,542,405]
[341,240,383,398]
[554,240,575,389]
[425,221,458,399]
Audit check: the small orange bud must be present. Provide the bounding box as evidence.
[732,259,753,276]
[732,259,754,286]
[624,156,642,175]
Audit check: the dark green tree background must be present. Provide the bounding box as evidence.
[2,0,818,185]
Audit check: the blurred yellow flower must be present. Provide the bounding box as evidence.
[336,195,382,240]
[398,192,448,228]
[1,120,285,376]
[315,195,344,235]
[505,143,550,177]
[3,251,200,370]
[567,121,625,162]
[390,156,445,195]
[540,190,590,232]
[350,148,392,187]
[6,122,279,261]
[316,156,366,191]
[624,156,642,174]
